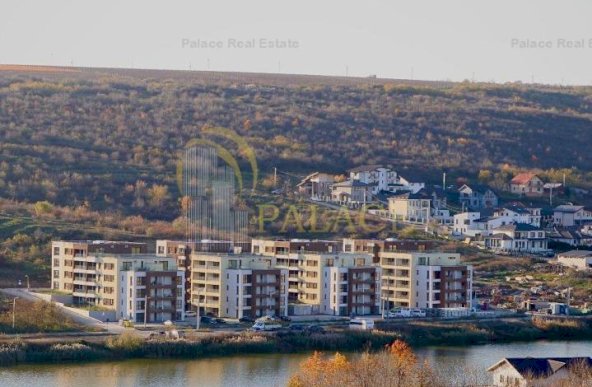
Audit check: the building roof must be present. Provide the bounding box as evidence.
[549,226,592,241]
[495,223,541,232]
[499,204,531,214]
[554,205,584,213]
[511,172,539,185]
[488,357,592,379]
[332,179,369,188]
[348,164,384,173]
[486,233,514,240]
[558,250,592,258]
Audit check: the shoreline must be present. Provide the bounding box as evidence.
[1,316,592,367]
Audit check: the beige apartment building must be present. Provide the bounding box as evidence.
[251,239,379,315]
[51,241,185,323]
[190,252,288,319]
[380,251,472,309]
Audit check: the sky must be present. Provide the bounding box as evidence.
[1,0,592,85]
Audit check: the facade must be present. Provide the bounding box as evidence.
[510,173,544,197]
[388,191,432,223]
[553,205,592,227]
[458,184,498,210]
[453,212,482,236]
[252,239,379,316]
[484,224,548,253]
[190,252,288,319]
[51,241,185,323]
[379,251,472,310]
[557,250,592,271]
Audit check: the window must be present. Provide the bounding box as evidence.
[158,246,165,254]
[53,270,60,279]
[53,281,59,290]
[53,247,60,256]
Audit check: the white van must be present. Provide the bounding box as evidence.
[251,321,282,331]
[349,318,375,330]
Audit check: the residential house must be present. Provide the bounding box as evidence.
[296,172,335,201]
[453,212,482,236]
[549,225,592,247]
[387,191,432,224]
[488,357,592,387]
[458,184,499,210]
[484,224,548,253]
[557,250,592,271]
[330,180,372,206]
[510,173,544,197]
[348,165,424,195]
[494,204,542,228]
[553,205,592,227]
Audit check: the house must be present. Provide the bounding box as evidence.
[387,191,431,224]
[330,180,372,206]
[488,357,592,387]
[549,225,592,247]
[453,212,482,236]
[553,205,592,227]
[494,204,542,228]
[510,173,544,197]
[348,165,424,195]
[556,250,592,270]
[484,223,548,253]
[458,184,498,210]
[296,172,335,201]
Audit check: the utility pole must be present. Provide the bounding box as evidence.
[273,168,277,188]
[24,275,29,291]
[442,172,446,190]
[144,296,149,328]
[195,287,201,330]
[12,297,18,329]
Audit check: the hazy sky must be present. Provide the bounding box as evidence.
[1,0,592,85]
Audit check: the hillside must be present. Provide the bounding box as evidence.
[1,65,592,220]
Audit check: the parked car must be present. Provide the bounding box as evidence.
[279,315,292,322]
[239,316,255,323]
[288,324,306,331]
[251,321,282,331]
[185,311,197,317]
[410,308,426,318]
[200,316,214,324]
[349,318,375,330]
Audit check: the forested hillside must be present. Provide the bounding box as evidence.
[1,66,592,221]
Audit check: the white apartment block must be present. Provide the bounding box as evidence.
[349,165,424,194]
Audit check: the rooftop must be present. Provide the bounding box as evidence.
[511,172,539,185]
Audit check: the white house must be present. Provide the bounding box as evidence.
[484,224,548,253]
[349,165,424,195]
[549,225,592,247]
[488,357,592,387]
[556,250,592,271]
[458,184,499,210]
[453,212,482,236]
[494,205,542,228]
[553,205,592,227]
[388,191,432,224]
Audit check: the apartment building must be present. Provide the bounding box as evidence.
[322,262,381,316]
[190,253,288,319]
[380,251,472,310]
[51,240,185,323]
[252,239,378,316]
[387,191,432,223]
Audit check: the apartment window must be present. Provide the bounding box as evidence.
[158,246,165,254]
[53,281,59,290]
[53,270,60,279]
[53,247,60,256]
[53,258,60,267]
[122,262,132,271]
[104,263,115,271]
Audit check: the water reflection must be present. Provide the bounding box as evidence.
[1,341,590,387]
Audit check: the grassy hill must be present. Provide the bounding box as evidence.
[1,65,592,284]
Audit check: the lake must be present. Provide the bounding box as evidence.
[1,340,591,386]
